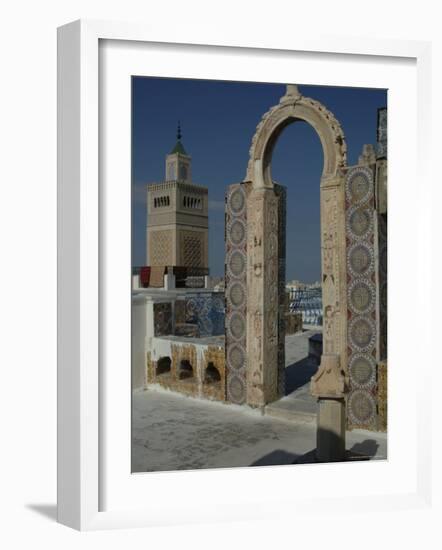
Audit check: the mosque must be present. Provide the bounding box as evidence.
[131,126,227,401]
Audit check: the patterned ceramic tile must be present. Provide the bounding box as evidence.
[345,165,378,429]
[153,302,172,336]
[225,183,248,404]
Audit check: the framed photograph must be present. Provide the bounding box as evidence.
[57,19,432,530]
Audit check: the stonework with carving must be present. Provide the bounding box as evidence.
[321,186,342,356]
[311,354,348,398]
[246,85,347,185]
[245,186,281,406]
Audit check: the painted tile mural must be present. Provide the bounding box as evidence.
[184,293,225,337]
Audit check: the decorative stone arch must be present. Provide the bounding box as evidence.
[225,85,349,408]
[246,84,347,187]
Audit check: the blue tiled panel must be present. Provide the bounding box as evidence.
[184,292,225,337]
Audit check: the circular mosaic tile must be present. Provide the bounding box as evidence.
[348,389,376,425]
[229,219,246,247]
[227,343,246,371]
[228,281,246,308]
[229,187,246,215]
[349,353,376,388]
[228,311,246,341]
[349,280,375,314]
[227,249,246,278]
[348,205,372,239]
[346,167,373,204]
[349,316,376,352]
[228,374,246,404]
[348,243,374,278]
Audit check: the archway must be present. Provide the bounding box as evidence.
[225,84,348,407]
[270,121,323,397]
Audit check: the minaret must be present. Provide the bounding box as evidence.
[165,122,192,183]
[146,124,209,270]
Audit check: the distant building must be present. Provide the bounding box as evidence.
[146,123,209,271]
[287,280,323,326]
[286,279,305,291]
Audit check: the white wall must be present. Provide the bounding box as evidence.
[131,296,147,390]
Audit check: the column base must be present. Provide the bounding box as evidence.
[316,397,346,462]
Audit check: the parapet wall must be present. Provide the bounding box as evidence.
[146,336,226,402]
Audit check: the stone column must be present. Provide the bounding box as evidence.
[320,178,347,362]
[311,354,347,461]
[317,398,346,461]
[311,175,348,461]
[246,187,279,406]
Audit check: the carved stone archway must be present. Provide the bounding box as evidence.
[225,85,348,408]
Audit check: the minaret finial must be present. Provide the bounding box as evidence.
[286,84,300,97]
[169,121,188,155]
[280,84,301,103]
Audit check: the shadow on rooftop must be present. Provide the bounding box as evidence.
[250,449,300,467]
[284,356,319,395]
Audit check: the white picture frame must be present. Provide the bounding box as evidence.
[57,19,433,531]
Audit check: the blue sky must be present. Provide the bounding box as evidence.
[132,78,386,281]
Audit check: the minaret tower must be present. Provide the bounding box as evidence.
[146,123,209,270]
